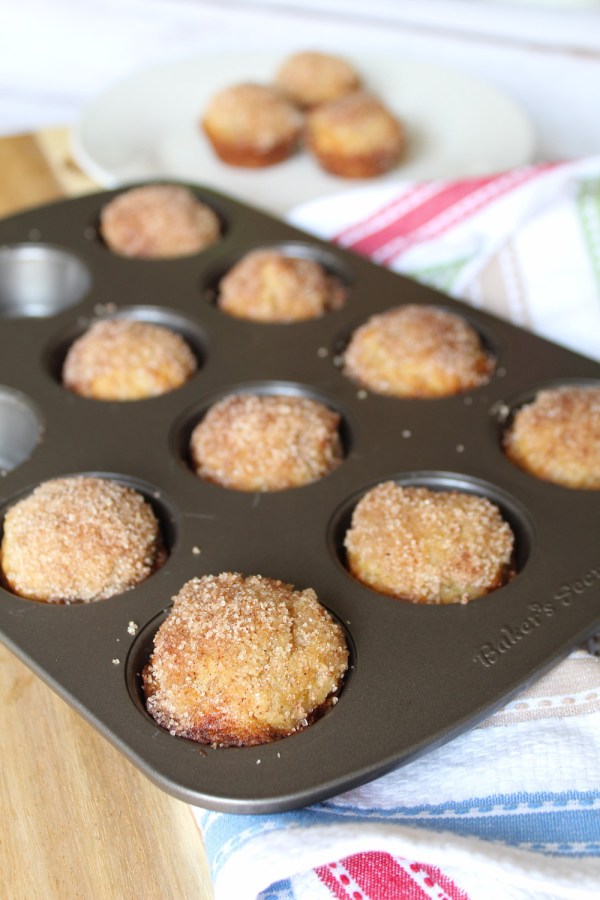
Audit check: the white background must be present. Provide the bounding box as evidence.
[1,0,599,160]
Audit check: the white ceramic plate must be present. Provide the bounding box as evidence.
[73,52,535,216]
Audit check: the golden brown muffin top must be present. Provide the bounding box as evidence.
[275,51,361,108]
[190,393,342,492]
[343,304,494,397]
[143,573,349,746]
[344,482,514,604]
[100,184,221,259]
[306,91,403,156]
[504,385,600,490]
[1,476,162,603]
[202,83,303,150]
[63,318,197,401]
[217,249,346,323]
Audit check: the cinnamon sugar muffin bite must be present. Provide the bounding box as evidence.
[1,476,164,603]
[305,91,404,178]
[344,482,515,604]
[142,573,349,746]
[202,83,303,168]
[63,318,197,401]
[217,249,346,322]
[504,385,600,490]
[343,305,494,398]
[189,393,342,491]
[100,185,221,259]
[275,51,361,109]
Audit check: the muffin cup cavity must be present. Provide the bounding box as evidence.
[0,244,91,318]
[330,472,533,600]
[126,608,170,723]
[0,387,42,473]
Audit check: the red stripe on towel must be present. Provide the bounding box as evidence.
[338,177,498,258]
[333,162,563,266]
[335,182,444,248]
[315,852,470,899]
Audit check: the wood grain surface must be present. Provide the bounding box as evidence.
[0,129,213,900]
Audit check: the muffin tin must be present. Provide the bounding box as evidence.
[0,185,599,814]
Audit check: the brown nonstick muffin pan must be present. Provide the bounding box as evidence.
[0,185,598,814]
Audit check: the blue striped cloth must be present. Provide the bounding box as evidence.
[193,650,600,899]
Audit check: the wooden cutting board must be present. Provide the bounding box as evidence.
[0,128,213,900]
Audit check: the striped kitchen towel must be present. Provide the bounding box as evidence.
[290,155,600,363]
[192,157,600,900]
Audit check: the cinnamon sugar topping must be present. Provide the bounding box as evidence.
[306,91,404,178]
[276,52,360,109]
[202,83,302,167]
[504,385,600,489]
[217,249,346,323]
[143,573,349,746]
[343,304,494,398]
[190,393,343,491]
[63,318,197,401]
[1,476,163,603]
[100,184,221,259]
[345,482,514,604]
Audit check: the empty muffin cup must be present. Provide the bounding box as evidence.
[0,387,42,472]
[0,244,91,318]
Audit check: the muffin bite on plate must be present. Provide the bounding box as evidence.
[143,572,349,746]
[217,248,346,323]
[343,304,494,398]
[1,476,164,603]
[189,393,343,491]
[63,318,197,401]
[305,91,404,178]
[100,184,221,259]
[344,481,515,604]
[504,384,600,490]
[275,51,361,109]
[202,83,303,168]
